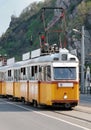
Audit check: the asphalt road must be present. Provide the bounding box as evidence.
[80,94,91,107]
[0,97,91,130]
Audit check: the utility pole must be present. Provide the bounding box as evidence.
[81,26,85,93]
[73,26,85,93]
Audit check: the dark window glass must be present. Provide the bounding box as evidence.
[54,67,76,80]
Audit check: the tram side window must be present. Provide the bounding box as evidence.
[21,67,26,80]
[39,66,42,80]
[44,66,46,81]
[41,66,45,81]
[14,69,20,81]
[47,66,51,81]
[35,66,38,80]
[0,72,4,81]
[27,67,31,80]
[31,66,34,80]
[8,70,13,81]
[3,72,5,81]
[40,66,51,81]
[31,66,38,80]
[0,72,3,81]
[8,70,11,76]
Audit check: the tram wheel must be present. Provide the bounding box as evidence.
[21,97,25,104]
[64,103,71,109]
[33,100,37,108]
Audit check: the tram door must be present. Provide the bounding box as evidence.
[39,65,52,105]
[28,66,40,104]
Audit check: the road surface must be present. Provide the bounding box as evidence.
[0,95,91,130]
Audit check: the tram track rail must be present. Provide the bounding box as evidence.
[0,97,91,125]
[74,106,91,114]
[54,109,91,124]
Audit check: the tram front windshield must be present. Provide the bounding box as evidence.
[54,67,76,80]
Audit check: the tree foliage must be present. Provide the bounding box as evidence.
[0,0,90,60]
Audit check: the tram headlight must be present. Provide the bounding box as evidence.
[64,93,67,99]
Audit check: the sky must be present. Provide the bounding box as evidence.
[0,0,43,36]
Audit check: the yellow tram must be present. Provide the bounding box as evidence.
[0,48,79,109]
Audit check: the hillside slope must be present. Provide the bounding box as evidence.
[0,0,91,61]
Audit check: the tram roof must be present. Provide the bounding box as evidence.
[0,65,9,72]
[12,48,79,68]
[18,53,78,68]
[28,50,78,64]
[0,48,79,71]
